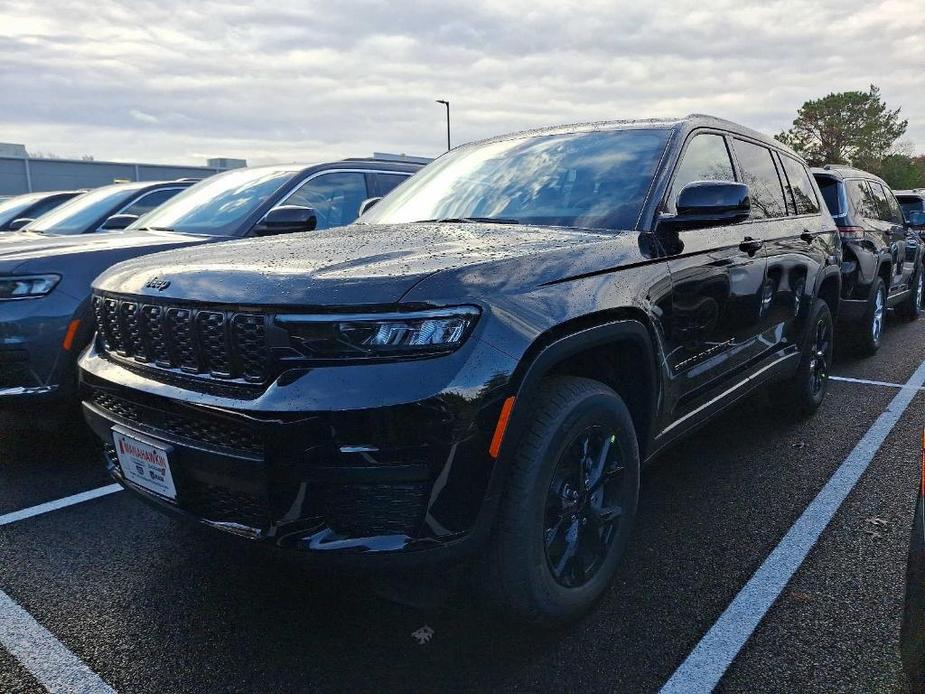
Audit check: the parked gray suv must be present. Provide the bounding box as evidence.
[0,159,422,405]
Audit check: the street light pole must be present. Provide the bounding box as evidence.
[435,99,450,150]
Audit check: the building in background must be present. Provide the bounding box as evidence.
[0,143,247,195]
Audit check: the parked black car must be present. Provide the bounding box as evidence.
[0,159,421,403]
[897,190,925,238]
[80,115,839,623]
[901,432,925,690]
[812,166,923,355]
[0,190,85,231]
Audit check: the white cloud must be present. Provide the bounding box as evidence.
[1,0,923,166]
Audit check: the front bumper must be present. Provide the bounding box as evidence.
[79,337,517,566]
[0,289,84,403]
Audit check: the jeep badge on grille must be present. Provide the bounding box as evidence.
[145,276,171,291]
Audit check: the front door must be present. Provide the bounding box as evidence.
[658,132,769,423]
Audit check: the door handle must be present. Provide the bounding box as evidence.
[739,237,763,255]
[800,230,815,243]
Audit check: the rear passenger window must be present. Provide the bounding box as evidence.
[882,187,905,225]
[866,182,895,223]
[122,188,184,217]
[814,176,843,217]
[846,179,876,219]
[779,156,820,215]
[377,173,410,196]
[731,139,787,219]
[669,134,735,210]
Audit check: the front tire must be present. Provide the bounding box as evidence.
[482,376,640,625]
[768,298,833,420]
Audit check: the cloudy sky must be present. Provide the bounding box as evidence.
[1,0,924,166]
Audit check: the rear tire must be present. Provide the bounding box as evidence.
[854,277,887,357]
[481,376,640,625]
[897,266,923,322]
[768,298,833,420]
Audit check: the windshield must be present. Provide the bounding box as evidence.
[0,193,47,227]
[24,185,139,235]
[128,168,299,236]
[360,128,672,231]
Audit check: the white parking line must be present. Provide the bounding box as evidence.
[0,589,115,693]
[661,358,925,693]
[829,375,925,390]
[0,484,122,527]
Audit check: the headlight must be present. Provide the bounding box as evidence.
[0,275,60,300]
[276,307,480,361]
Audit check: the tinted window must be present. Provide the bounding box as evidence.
[669,134,736,209]
[846,179,878,220]
[22,193,79,222]
[899,196,925,219]
[780,157,820,215]
[285,172,369,230]
[377,173,410,196]
[866,182,894,223]
[731,139,787,219]
[0,192,53,227]
[24,185,140,235]
[882,187,905,225]
[128,168,298,236]
[120,187,185,218]
[360,128,672,231]
[814,175,843,217]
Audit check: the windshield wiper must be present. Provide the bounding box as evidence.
[139,226,177,232]
[414,216,520,225]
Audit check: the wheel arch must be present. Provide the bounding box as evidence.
[501,310,660,462]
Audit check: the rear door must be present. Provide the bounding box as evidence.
[867,180,909,293]
[771,153,830,341]
[659,131,769,421]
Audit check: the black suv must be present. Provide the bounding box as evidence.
[812,166,923,355]
[80,116,839,623]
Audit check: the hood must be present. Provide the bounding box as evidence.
[0,229,212,275]
[93,222,615,306]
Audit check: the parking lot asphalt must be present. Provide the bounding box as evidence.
[2,315,924,693]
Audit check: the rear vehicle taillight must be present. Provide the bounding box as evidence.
[838,226,865,240]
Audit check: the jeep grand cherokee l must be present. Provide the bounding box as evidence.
[812,166,923,355]
[80,116,840,623]
[0,159,420,403]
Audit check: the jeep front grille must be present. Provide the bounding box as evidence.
[92,295,269,384]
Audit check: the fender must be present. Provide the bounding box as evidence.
[498,319,659,463]
[811,263,842,307]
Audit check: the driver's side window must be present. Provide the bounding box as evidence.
[285,172,369,230]
[668,134,736,212]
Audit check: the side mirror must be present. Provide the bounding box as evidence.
[358,197,382,217]
[659,181,751,229]
[672,181,750,226]
[254,205,318,235]
[907,211,925,228]
[100,213,139,231]
[8,218,34,231]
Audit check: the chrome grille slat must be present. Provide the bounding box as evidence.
[93,295,269,384]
